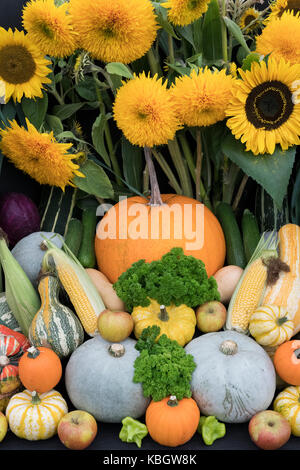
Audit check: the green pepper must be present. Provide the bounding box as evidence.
[119,417,148,448]
[197,416,226,446]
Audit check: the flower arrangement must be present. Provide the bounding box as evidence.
[0,0,299,231]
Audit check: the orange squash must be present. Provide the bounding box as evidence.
[95,194,226,284]
[263,224,300,334]
[145,395,200,447]
[273,340,300,385]
[18,346,62,394]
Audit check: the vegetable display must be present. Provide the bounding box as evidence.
[133,325,196,402]
[113,247,220,312]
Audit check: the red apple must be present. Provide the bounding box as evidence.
[58,410,98,450]
[248,410,291,450]
[196,301,227,333]
[97,309,134,342]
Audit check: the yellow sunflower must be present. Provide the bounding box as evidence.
[161,0,210,26]
[265,0,300,22]
[0,28,51,103]
[22,0,77,58]
[170,67,235,127]
[113,73,182,148]
[69,0,158,64]
[225,57,300,155]
[239,8,260,33]
[0,118,84,190]
[256,11,300,65]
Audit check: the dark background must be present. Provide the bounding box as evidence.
[1,0,298,457]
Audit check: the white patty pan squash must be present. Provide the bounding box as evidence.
[185,330,276,423]
[65,335,150,423]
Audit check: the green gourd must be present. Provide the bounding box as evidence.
[0,293,21,332]
[28,273,84,358]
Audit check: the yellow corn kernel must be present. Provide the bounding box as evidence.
[57,264,98,336]
[228,258,267,333]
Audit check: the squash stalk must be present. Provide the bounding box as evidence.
[159,305,169,322]
[167,395,178,407]
[108,343,125,358]
[31,391,41,405]
[144,146,164,206]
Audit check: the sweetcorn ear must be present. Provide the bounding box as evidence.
[225,231,278,334]
[42,239,105,336]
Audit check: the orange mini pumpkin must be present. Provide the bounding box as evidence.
[18,346,62,393]
[274,340,300,385]
[145,395,200,447]
[95,194,226,284]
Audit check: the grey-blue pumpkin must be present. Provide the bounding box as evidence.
[65,335,150,423]
[185,330,276,423]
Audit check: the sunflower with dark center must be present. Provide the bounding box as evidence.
[265,0,300,22]
[0,28,51,103]
[239,8,260,33]
[225,57,300,155]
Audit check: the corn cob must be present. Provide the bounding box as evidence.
[225,231,278,334]
[42,239,105,336]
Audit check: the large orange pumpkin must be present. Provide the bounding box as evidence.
[95,194,226,284]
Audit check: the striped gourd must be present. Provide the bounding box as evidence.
[273,386,300,436]
[249,304,294,347]
[0,293,21,332]
[29,273,84,358]
[6,389,68,440]
[0,333,23,395]
[42,240,106,336]
[226,231,278,334]
[263,224,300,334]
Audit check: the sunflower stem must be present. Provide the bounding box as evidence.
[221,0,228,64]
[144,146,164,206]
[147,48,162,77]
[168,34,175,64]
[177,133,196,184]
[167,138,193,198]
[92,72,123,185]
[195,128,204,202]
[232,174,249,211]
[222,162,240,205]
[151,148,182,194]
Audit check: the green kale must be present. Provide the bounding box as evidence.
[113,247,220,312]
[133,325,196,402]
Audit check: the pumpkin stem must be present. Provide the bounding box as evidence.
[144,146,164,207]
[108,343,125,358]
[167,395,178,407]
[31,390,41,405]
[276,316,289,326]
[159,305,169,322]
[219,340,238,355]
[27,346,41,359]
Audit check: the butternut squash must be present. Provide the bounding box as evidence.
[263,224,300,334]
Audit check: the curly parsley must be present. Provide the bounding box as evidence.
[133,325,196,402]
[113,247,220,312]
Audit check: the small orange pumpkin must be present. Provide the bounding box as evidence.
[145,395,200,447]
[18,346,62,394]
[274,340,300,385]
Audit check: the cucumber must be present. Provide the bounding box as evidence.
[216,202,246,268]
[241,209,261,263]
[64,218,83,257]
[77,208,97,268]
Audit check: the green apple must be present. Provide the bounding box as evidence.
[0,411,8,442]
[196,301,227,333]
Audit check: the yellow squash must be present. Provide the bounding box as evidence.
[249,304,294,347]
[131,299,196,346]
[263,224,300,334]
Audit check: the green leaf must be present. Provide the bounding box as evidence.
[192,17,203,53]
[202,0,223,62]
[91,114,111,167]
[121,137,143,193]
[1,100,16,122]
[222,133,296,210]
[21,92,48,129]
[152,2,179,39]
[105,63,133,79]
[75,77,98,101]
[45,114,64,135]
[223,17,251,54]
[52,102,84,120]
[176,24,195,48]
[73,159,114,199]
